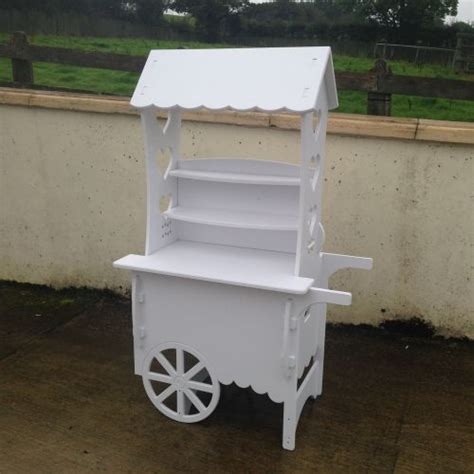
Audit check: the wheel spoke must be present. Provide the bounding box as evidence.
[184,389,206,413]
[184,361,205,380]
[156,353,176,376]
[177,389,185,416]
[146,372,172,384]
[187,380,214,393]
[176,348,184,376]
[155,384,176,404]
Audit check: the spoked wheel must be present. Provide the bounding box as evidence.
[142,342,220,423]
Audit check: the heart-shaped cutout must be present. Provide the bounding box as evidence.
[310,154,321,191]
[156,147,173,177]
[307,205,318,236]
[159,193,172,213]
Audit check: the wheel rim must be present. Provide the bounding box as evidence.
[142,343,220,423]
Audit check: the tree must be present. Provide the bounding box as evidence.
[0,0,128,19]
[135,0,169,25]
[352,0,458,42]
[171,0,248,41]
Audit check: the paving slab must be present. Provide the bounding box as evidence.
[0,282,472,473]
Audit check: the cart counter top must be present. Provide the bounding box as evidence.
[114,240,314,295]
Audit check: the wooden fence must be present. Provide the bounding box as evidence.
[1,31,473,116]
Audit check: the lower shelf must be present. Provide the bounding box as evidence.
[164,206,298,231]
[168,168,300,186]
[114,240,313,294]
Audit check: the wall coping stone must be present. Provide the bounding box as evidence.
[1,87,473,145]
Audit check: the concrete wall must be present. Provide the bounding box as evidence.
[1,104,473,338]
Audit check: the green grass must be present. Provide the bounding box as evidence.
[337,90,474,121]
[1,60,140,96]
[333,55,473,81]
[0,32,224,54]
[1,33,473,121]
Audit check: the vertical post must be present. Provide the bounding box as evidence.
[453,33,463,72]
[141,108,180,256]
[453,33,474,72]
[10,31,34,86]
[295,88,328,279]
[414,46,420,65]
[367,58,392,116]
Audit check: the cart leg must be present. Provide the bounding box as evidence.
[282,397,297,450]
[313,306,327,398]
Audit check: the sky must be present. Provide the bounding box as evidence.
[447,0,474,23]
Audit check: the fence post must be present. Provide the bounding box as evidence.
[367,58,392,116]
[10,31,34,86]
[454,32,474,73]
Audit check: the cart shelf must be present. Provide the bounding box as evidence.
[168,168,300,186]
[114,240,313,294]
[164,206,298,231]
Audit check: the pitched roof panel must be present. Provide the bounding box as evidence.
[131,47,338,113]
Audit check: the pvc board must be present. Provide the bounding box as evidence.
[131,47,338,112]
[114,240,314,294]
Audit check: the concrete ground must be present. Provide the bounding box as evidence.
[1,281,473,473]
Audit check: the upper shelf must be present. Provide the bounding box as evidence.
[168,158,301,187]
[168,168,300,186]
[131,47,338,112]
[164,206,298,231]
[113,240,313,294]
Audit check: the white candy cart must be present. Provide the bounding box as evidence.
[114,47,372,450]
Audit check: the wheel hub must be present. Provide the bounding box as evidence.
[173,375,185,389]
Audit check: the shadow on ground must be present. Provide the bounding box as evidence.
[1,281,472,473]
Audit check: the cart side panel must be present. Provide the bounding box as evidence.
[133,273,295,403]
[297,305,321,379]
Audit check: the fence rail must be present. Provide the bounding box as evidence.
[1,32,473,116]
[374,42,456,68]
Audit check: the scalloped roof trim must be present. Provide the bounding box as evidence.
[132,103,319,114]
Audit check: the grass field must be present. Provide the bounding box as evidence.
[0,33,473,122]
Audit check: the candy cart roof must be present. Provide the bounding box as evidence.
[130,47,338,113]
